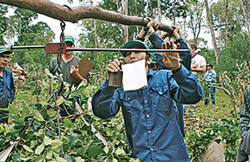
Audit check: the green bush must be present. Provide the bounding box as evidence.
[186,118,241,161]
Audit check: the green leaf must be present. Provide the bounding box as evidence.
[74,157,85,162]
[50,139,62,148]
[22,144,33,153]
[34,155,45,162]
[55,156,67,162]
[47,110,56,118]
[115,148,125,155]
[34,129,44,136]
[32,108,45,121]
[35,143,45,155]
[46,150,53,159]
[56,96,65,106]
[44,136,52,146]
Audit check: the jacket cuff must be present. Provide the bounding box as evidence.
[173,65,189,83]
[174,37,184,44]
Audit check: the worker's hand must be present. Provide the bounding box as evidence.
[160,26,180,40]
[70,65,86,82]
[162,41,181,70]
[70,65,78,74]
[146,17,157,29]
[145,17,157,36]
[106,59,122,73]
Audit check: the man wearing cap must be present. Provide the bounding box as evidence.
[0,48,15,124]
[49,35,83,117]
[136,19,192,136]
[92,40,203,161]
[49,35,84,85]
[203,64,216,105]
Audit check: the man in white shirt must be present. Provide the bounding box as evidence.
[190,43,206,80]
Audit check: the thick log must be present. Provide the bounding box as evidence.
[0,0,173,33]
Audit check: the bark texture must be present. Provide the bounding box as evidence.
[0,0,174,33]
[204,0,219,65]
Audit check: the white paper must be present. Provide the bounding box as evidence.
[122,59,147,92]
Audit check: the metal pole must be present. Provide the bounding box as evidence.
[11,46,190,52]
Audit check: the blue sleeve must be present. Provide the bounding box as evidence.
[148,32,164,49]
[174,38,192,71]
[10,73,16,103]
[169,65,203,104]
[213,70,217,79]
[92,80,121,119]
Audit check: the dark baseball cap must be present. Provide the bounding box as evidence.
[0,48,12,55]
[207,64,213,67]
[121,40,149,56]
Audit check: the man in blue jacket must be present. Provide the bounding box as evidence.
[92,40,202,161]
[136,19,191,136]
[0,48,15,124]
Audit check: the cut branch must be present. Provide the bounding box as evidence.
[0,0,174,33]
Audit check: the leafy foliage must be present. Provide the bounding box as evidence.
[186,118,240,161]
[0,67,138,161]
[209,0,246,46]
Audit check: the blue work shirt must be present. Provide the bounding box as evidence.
[0,68,15,123]
[92,66,202,161]
[137,32,192,136]
[204,69,216,82]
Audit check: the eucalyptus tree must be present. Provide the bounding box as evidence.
[209,0,246,46]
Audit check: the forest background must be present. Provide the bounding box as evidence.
[0,0,249,161]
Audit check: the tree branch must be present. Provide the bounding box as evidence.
[0,0,173,33]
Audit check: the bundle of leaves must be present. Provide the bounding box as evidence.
[185,118,240,161]
[0,67,138,161]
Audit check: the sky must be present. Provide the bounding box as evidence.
[35,0,87,46]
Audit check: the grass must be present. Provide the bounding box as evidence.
[184,88,241,161]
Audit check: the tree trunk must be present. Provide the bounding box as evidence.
[91,19,98,47]
[0,0,174,33]
[123,0,128,43]
[204,0,219,65]
[158,0,161,35]
[117,0,128,44]
[173,0,176,26]
[241,0,250,35]
[225,0,228,46]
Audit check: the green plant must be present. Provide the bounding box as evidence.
[186,118,241,161]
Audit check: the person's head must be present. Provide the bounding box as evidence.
[207,64,213,70]
[0,48,12,70]
[64,35,75,55]
[189,43,197,53]
[149,52,165,70]
[121,40,152,65]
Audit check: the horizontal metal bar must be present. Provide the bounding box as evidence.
[11,45,190,52]
[68,48,190,52]
[11,45,45,49]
